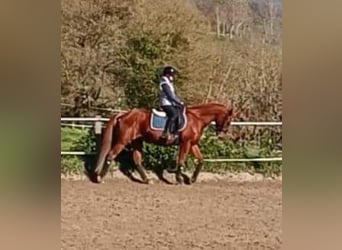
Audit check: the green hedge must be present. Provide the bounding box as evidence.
[61,126,282,176]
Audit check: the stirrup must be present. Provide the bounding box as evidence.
[160,131,169,139]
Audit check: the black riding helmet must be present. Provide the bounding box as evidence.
[162,65,178,77]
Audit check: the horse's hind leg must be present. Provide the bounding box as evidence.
[190,145,204,184]
[98,143,125,181]
[132,140,149,184]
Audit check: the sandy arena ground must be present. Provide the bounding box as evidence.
[61,173,282,250]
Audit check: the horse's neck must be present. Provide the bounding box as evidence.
[190,108,217,128]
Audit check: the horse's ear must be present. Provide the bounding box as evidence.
[232,111,239,119]
[226,100,234,115]
[228,108,233,116]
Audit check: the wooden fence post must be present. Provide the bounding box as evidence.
[94,115,102,155]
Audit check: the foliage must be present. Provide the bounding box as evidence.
[61,127,96,174]
[61,0,282,120]
[61,156,84,175]
[61,0,134,116]
[114,0,214,108]
[142,143,178,171]
[61,127,96,152]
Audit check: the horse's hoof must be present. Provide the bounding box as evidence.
[176,177,183,185]
[96,175,104,183]
[141,179,150,184]
[94,169,100,176]
[185,178,193,185]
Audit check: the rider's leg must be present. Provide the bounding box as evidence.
[161,105,178,139]
[172,107,181,134]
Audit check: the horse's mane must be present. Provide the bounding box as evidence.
[188,102,227,110]
[185,102,230,120]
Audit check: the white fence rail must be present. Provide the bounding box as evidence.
[61,117,282,126]
[61,116,282,162]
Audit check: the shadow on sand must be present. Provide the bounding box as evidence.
[83,148,187,184]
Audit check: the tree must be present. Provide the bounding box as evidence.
[115,0,215,108]
[249,0,282,44]
[61,0,133,115]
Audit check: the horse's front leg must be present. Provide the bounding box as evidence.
[190,144,204,184]
[175,142,191,185]
[132,140,150,184]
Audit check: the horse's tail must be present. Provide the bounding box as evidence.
[94,112,125,176]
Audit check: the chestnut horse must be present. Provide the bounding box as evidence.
[94,102,234,184]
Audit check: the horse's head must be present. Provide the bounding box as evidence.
[215,106,234,138]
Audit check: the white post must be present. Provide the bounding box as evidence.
[94,115,102,154]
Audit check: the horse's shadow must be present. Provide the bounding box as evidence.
[83,149,183,185]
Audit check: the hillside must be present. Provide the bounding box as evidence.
[61,0,282,122]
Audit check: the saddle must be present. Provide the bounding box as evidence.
[150,107,187,132]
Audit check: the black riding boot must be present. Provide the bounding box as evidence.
[161,105,178,140]
[161,118,172,139]
[169,122,178,139]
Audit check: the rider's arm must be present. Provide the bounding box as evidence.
[161,84,183,106]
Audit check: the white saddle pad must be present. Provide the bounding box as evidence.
[152,109,167,117]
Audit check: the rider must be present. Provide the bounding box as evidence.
[158,65,184,140]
